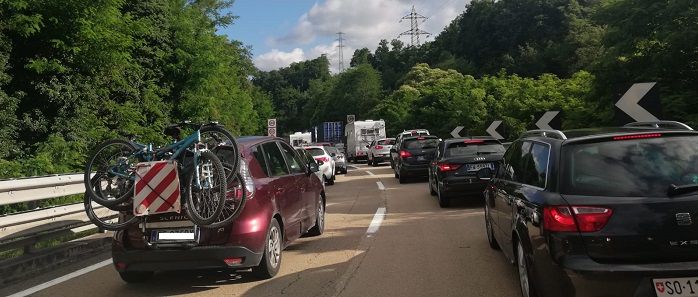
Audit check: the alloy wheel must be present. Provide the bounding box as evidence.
[517,242,530,297]
[268,225,281,268]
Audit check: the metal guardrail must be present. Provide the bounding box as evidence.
[0,173,97,255]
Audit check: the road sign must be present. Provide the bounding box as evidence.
[486,121,504,140]
[268,128,276,137]
[450,126,464,138]
[535,111,561,130]
[615,82,660,125]
[347,115,355,124]
[267,119,277,128]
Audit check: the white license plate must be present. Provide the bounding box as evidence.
[654,277,698,297]
[151,227,199,242]
[466,163,494,172]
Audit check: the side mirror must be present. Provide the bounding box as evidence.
[308,162,320,175]
[476,168,493,181]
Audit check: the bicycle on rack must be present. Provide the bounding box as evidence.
[84,121,240,227]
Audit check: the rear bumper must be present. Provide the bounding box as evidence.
[537,254,698,297]
[112,242,264,272]
[400,164,429,176]
[440,177,488,196]
[371,153,391,163]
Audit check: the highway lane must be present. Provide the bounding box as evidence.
[2,163,520,297]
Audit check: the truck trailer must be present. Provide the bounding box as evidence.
[345,119,386,163]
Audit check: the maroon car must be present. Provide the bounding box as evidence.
[112,136,326,282]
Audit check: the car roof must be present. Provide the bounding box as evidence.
[402,135,439,141]
[301,145,328,150]
[519,127,698,144]
[444,136,500,144]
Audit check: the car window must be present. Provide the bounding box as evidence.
[305,148,325,156]
[262,142,290,176]
[522,143,550,188]
[279,142,305,174]
[403,138,439,149]
[445,141,505,157]
[500,141,523,182]
[252,144,269,177]
[377,139,393,145]
[561,136,698,197]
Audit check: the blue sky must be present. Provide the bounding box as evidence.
[217,0,471,73]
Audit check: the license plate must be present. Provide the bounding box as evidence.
[466,163,495,172]
[654,277,698,297]
[150,227,199,243]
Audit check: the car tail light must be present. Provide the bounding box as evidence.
[613,133,661,140]
[399,150,411,158]
[337,155,343,159]
[225,258,243,265]
[116,262,126,270]
[234,159,255,199]
[357,152,363,156]
[464,140,484,144]
[438,163,461,171]
[375,145,383,149]
[418,137,425,140]
[315,156,329,162]
[544,206,613,232]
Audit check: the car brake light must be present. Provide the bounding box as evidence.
[544,206,612,232]
[464,140,485,144]
[399,150,411,158]
[315,156,329,163]
[418,137,425,140]
[337,156,343,159]
[613,133,661,140]
[375,145,383,149]
[236,159,255,199]
[438,163,461,171]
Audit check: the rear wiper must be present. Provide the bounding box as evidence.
[667,184,698,197]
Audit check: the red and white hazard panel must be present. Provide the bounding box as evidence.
[133,160,181,216]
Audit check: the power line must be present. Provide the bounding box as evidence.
[398,5,431,46]
[425,0,454,19]
[336,32,346,73]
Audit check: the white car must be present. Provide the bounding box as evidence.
[367,137,395,166]
[301,146,336,185]
[295,148,326,188]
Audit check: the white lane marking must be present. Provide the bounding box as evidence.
[8,258,113,297]
[376,181,385,191]
[366,207,386,234]
[365,171,374,176]
[348,165,359,170]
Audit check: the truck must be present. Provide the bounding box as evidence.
[345,119,386,163]
[289,131,312,147]
[310,121,343,144]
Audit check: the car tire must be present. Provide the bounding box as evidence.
[252,219,282,279]
[327,173,335,185]
[517,241,538,297]
[429,178,437,196]
[372,158,379,167]
[437,184,450,208]
[367,156,372,166]
[399,171,407,184]
[306,194,325,237]
[485,204,500,250]
[119,271,154,283]
[394,171,399,179]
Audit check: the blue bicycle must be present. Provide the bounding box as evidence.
[84,121,239,226]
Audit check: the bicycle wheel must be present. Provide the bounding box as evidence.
[85,192,139,231]
[201,169,247,229]
[200,126,239,173]
[84,139,139,207]
[184,150,227,226]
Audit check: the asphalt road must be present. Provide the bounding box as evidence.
[2,162,521,297]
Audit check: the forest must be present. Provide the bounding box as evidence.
[1,0,697,180]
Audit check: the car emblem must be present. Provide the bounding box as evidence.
[474,157,485,161]
[676,213,692,226]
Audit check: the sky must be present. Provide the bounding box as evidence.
[218,0,472,74]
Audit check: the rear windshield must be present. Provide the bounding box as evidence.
[377,139,394,145]
[404,138,439,149]
[445,142,505,157]
[561,136,698,197]
[305,148,326,156]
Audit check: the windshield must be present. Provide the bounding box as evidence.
[377,139,394,145]
[404,138,439,149]
[560,136,698,197]
[305,148,326,157]
[445,142,505,156]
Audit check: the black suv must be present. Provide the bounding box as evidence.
[478,121,698,297]
[391,135,439,183]
[428,137,505,207]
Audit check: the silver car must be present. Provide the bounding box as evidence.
[367,138,395,166]
[325,146,347,174]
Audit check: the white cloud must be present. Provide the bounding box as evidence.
[253,48,306,71]
[257,0,471,72]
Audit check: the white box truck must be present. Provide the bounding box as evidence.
[289,132,312,147]
[345,119,386,163]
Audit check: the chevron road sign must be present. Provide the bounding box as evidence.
[450,126,464,138]
[615,82,661,125]
[535,111,562,130]
[486,121,504,140]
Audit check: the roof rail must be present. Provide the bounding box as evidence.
[623,121,694,131]
[520,129,568,140]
